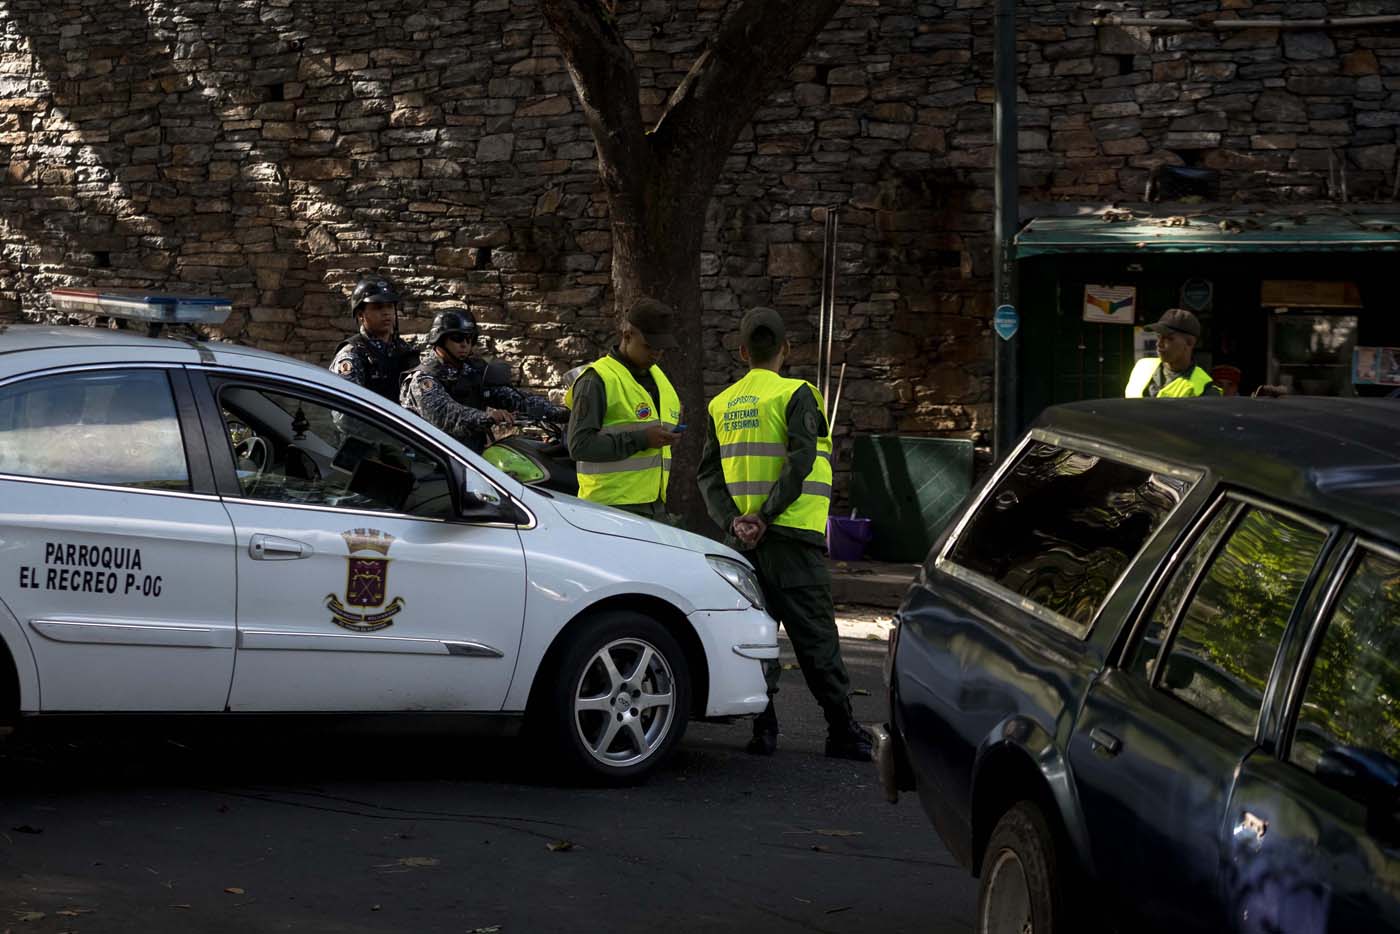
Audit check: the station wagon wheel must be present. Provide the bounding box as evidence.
[978,801,1064,934]
[544,611,691,784]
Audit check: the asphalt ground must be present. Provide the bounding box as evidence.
[0,615,974,934]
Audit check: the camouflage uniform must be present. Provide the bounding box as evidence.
[330,331,419,403]
[401,351,569,453]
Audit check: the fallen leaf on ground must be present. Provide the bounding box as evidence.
[469,927,501,933]
[370,905,381,912]
[170,905,192,910]
[850,688,871,696]
[781,663,799,671]
[809,844,828,853]
[10,826,41,835]
[13,911,44,922]
[814,829,862,837]
[224,887,245,895]
[546,840,574,852]
[826,906,852,915]
[55,909,94,917]
[396,857,439,868]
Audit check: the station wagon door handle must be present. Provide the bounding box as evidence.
[1088,727,1122,757]
[249,534,312,561]
[1233,811,1268,852]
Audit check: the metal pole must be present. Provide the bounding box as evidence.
[992,0,1019,462]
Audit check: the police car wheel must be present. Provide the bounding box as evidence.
[547,612,690,784]
[977,801,1063,934]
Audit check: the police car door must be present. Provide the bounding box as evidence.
[193,372,528,712]
[0,365,237,711]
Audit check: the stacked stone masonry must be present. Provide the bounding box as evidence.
[0,0,1394,491]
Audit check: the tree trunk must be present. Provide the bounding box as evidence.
[607,176,711,530]
[540,0,847,531]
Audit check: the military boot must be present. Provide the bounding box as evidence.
[746,700,778,755]
[824,719,873,762]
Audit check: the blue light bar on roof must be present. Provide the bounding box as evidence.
[50,288,232,325]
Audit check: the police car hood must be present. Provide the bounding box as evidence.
[547,494,744,560]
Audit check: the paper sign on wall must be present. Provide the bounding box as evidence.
[1083,284,1137,325]
[1354,346,1400,387]
[1133,326,1157,361]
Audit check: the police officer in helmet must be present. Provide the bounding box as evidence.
[401,308,569,454]
[329,274,419,402]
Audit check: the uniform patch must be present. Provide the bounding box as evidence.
[635,401,653,420]
[804,410,823,434]
[336,359,354,376]
[325,528,405,632]
[418,377,438,392]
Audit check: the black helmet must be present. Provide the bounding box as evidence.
[426,309,479,347]
[349,274,401,320]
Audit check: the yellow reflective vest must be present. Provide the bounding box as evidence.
[707,369,833,535]
[565,355,681,506]
[1125,358,1216,398]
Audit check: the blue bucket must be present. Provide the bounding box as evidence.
[826,516,873,561]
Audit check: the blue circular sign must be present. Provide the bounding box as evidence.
[994,305,1019,341]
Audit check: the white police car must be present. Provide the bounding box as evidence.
[0,290,776,782]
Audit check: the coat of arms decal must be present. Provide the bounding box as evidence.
[326,528,405,632]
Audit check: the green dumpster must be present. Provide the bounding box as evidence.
[848,435,974,563]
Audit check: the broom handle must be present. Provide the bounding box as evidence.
[824,212,838,407]
[829,362,847,430]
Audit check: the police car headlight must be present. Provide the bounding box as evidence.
[706,555,765,611]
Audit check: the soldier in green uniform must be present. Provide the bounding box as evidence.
[566,299,683,522]
[697,307,872,760]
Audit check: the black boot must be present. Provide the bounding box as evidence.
[747,700,778,755]
[745,731,778,755]
[825,720,873,762]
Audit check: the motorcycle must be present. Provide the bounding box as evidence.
[480,361,579,496]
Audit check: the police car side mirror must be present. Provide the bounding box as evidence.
[458,473,520,524]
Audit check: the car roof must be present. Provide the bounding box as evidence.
[1040,397,1400,541]
[0,323,188,354]
[0,323,325,370]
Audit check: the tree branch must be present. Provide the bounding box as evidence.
[540,0,651,199]
[650,0,844,180]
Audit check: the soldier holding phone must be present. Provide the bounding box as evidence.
[565,298,683,523]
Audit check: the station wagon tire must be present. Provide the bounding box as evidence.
[544,611,690,785]
[978,801,1066,934]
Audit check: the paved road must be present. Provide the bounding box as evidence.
[0,634,975,933]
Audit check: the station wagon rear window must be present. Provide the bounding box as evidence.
[943,440,1193,630]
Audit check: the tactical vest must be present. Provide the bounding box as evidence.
[565,355,680,506]
[1125,358,1215,398]
[707,369,833,534]
[339,333,415,402]
[402,356,491,451]
[425,356,485,410]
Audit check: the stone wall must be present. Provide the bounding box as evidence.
[1018,1,1400,203]
[0,0,1395,488]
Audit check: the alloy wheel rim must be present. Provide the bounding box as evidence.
[572,637,676,769]
[982,849,1033,934]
